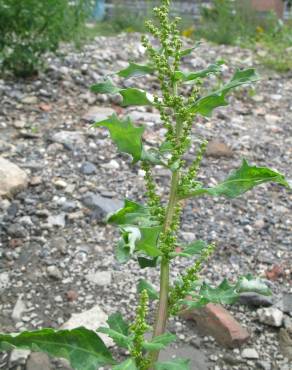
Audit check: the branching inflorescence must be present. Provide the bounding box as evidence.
[0,1,290,369]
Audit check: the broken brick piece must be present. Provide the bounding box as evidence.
[180,303,250,348]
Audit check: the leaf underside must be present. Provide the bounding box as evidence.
[107,200,162,265]
[0,328,115,370]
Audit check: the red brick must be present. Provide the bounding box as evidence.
[180,303,250,348]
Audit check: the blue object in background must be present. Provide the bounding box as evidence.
[92,0,105,21]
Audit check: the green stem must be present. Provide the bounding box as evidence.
[148,171,179,368]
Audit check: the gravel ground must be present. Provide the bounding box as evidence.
[0,33,291,370]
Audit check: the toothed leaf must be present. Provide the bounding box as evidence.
[0,328,115,370]
[183,159,289,199]
[120,88,153,107]
[142,332,176,351]
[117,63,154,78]
[93,114,144,162]
[190,68,259,116]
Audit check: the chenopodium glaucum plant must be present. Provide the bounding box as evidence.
[0,1,290,369]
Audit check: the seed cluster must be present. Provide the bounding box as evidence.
[168,244,215,315]
[130,290,151,369]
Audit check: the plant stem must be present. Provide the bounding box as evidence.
[149,170,180,368]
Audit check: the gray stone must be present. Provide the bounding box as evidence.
[82,106,114,123]
[61,304,113,347]
[256,361,272,370]
[241,348,259,359]
[238,292,273,308]
[51,131,85,149]
[0,157,28,197]
[0,271,10,293]
[49,237,67,254]
[80,161,97,175]
[47,265,62,280]
[86,270,112,286]
[21,95,38,104]
[257,307,284,327]
[26,352,51,370]
[283,294,292,314]
[81,192,123,221]
[7,223,28,238]
[12,294,26,321]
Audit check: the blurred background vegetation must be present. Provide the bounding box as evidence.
[0,0,291,77]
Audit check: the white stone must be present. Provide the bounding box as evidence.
[61,305,114,347]
[102,159,120,170]
[0,157,28,197]
[82,106,115,123]
[12,294,26,321]
[257,307,284,327]
[0,272,10,293]
[86,270,112,286]
[241,348,259,359]
[10,349,31,365]
[47,265,62,280]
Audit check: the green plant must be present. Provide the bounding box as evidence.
[0,1,290,369]
[0,0,92,77]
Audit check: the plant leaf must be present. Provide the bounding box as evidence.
[181,276,271,309]
[170,240,208,258]
[120,88,153,107]
[93,114,144,162]
[138,279,159,300]
[91,79,120,94]
[237,275,272,296]
[91,80,153,107]
[182,159,290,199]
[0,328,115,370]
[117,63,154,78]
[155,358,191,370]
[142,332,176,351]
[113,358,137,370]
[108,200,156,227]
[190,68,259,116]
[136,226,163,257]
[107,313,129,336]
[174,62,223,82]
[97,328,131,349]
[116,239,131,264]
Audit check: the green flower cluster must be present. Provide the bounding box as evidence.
[130,290,151,370]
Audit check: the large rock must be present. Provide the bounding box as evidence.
[61,304,113,347]
[0,157,28,197]
[82,106,115,123]
[180,303,250,348]
[206,140,233,158]
[81,192,123,221]
[26,352,51,370]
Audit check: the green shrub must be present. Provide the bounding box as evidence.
[198,0,279,45]
[0,0,92,77]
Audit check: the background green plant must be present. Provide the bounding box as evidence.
[0,1,290,369]
[0,0,92,77]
